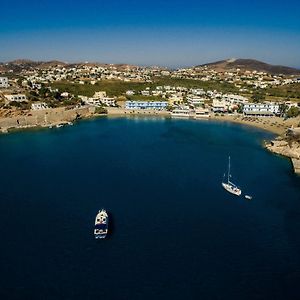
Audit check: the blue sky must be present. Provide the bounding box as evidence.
[1,0,300,68]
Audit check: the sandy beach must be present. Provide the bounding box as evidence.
[211,114,300,135]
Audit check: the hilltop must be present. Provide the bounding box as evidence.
[197,58,300,75]
[0,59,152,73]
[0,60,67,73]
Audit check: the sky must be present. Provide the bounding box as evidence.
[0,0,300,68]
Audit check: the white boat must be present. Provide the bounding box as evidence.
[245,195,252,200]
[94,209,109,239]
[222,156,242,196]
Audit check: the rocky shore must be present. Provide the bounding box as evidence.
[265,128,300,175]
[0,106,97,133]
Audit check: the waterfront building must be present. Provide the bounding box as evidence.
[195,108,210,118]
[100,97,116,107]
[125,101,168,110]
[243,102,280,116]
[212,99,227,112]
[171,106,191,118]
[0,77,9,88]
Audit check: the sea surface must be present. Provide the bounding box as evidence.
[0,117,300,300]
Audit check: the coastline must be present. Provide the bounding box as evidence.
[2,107,299,136]
[0,106,97,134]
[1,106,299,175]
[211,114,299,135]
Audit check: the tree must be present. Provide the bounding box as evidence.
[252,92,265,103]
[278,104,288,117]
[286,107,300,118]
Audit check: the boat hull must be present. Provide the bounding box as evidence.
[222,182,242,196]
[94,210,109,239]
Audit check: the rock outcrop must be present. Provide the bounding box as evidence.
[266,132,300,175]
[0,106,97,133]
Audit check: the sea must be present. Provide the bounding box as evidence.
[0,117,300,300]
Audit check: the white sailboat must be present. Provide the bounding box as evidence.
[222,156,242,196]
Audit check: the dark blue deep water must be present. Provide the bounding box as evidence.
[0,117,300,300]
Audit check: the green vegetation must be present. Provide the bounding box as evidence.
[50,80,152,97]
[153,77,239,93]
[252,92,266,102]
[95,107,108,114]
[45,78,300,105]
[49,76,239,98]
[8,101,30,110]
[286,106,300,118]
[266,83,300,100]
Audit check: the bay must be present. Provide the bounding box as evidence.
[0,117,299,300]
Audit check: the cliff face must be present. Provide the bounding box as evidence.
[266,137,300,175]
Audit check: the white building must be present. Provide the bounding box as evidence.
[243,103,280,116]
[171,106,191,118]
[125,101,168,110]
[187,96,205,106]
[222,94,248,104]
[190,88,206,96]
[0,77,9,88]
[126,90,135,96]
[212,99,227,112]
[94,91,107,98]
[5,94,27,102]
[195,108,210,118]
[61,92,69,98]
[100,97,116,107]
[141,90,150,96]
[31,102,49,110]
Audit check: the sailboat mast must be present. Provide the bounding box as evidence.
[228,156,231,183]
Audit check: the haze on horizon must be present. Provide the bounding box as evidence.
[1,0,300,68]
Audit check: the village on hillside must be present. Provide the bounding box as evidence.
[0,60,300,121]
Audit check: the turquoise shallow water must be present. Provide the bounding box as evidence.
[0,117,300,300]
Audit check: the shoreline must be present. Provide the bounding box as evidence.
[2,107,299,136]
[1,107,299,175]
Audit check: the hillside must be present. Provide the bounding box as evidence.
[0,60,67,73]
[198,58,300,75]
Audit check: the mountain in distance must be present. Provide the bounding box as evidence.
[0,59,152,73]
[0,59,68,73]
[1,58,300,75]
[197,58,300,75]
